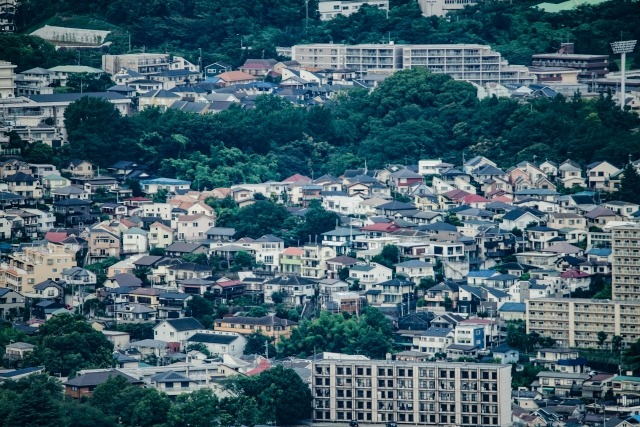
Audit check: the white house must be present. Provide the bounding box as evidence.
[349,262,392,286]
[394,260,434,282]
[122,227,149,255]
[140,178,191,195]
[153,317,204,349]
[176,214,215,243]
[185,331,246,358]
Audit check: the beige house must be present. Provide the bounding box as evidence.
[87,225,121,264]
[176,214,215,242]
[0,244,76,294]
[587,160,620,191]
[62,160,95,178]
[214,315,296,343]
[149,222,174,249]
[547,213,586,231]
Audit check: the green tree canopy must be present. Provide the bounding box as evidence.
[25,314,114,376]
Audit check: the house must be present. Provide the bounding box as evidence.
[149,371,197,396]
[32,279,64,299]
[153,317,204,349]
[149,222,174,249]
[64,370,143,398]
[264,275,316,306]
[4,172,43,200]
[213,315,296,343]
[61,267,96,288]
[164,242,208,258]
[500,209,542,231]
[122,227,148,255]
[532,348,590,373]
[0,288,25,319]
[492,343,519,363]
[394,260,434,282]
[412,328,454,357]
[53,199,93,226]
[61,160,94,178]
[364,278,414,307]
[176,214,215,242]
[216,70,258,86]
[3,342,35,361]
[140,178,191,195]
[587,160,620,191]
[186,331,246,357]
[349,262,393,286]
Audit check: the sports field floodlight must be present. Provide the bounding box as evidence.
[611,40,637,110]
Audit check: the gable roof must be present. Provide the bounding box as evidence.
[187,333,239,345]
[65,369,141,387]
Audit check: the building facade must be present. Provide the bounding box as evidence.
[612,224,640,301]
[526,297,640,348]
[318,0,389,21]
[312,359,512,427]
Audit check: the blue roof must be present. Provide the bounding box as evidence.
[140,178,191,185]
[558,357,588,366]
[0,366,44,378]
[499,302,526,313]
[587,248,611,257]
[467,270,498,278]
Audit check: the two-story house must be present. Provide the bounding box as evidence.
[149,222,174,249]
[176,214,215,242]
[153,317,204,349]
[213,315,296,343]
[349,262,392,287]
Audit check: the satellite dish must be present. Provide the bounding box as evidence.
[516,364,524,372]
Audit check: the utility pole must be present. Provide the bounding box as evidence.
[264,339,269,359]
[305,0,309,33]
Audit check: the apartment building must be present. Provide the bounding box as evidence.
[611,224,640,301]
[213,315,296,343]
[0,244,76,294]
[526,297,640,348]
[416,0,477,17]
[319,0,389,21]
[291,43,534,84]
[402,45,534,85]
[312,359,512,427]
[0,60,15,99]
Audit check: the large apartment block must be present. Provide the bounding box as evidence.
[526,298,640,348]
[291,43,534,84]
[0,244,76,295]
[611,224,640,301]
[312,359,511,427]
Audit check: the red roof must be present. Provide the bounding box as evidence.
[361,222,400,232]
[560,269,591,279]
[246,358,271,376]
[216,280,243,288]
[444,189,470,201]
[463,194,490,204]
[45,231,69,243]
[282,173,312,183]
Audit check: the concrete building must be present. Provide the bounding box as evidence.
[0,0,16,33]
[0,60,15,99]
[526,297,640,348]
[311,359,512,427]
[318,0,389,20]
[416,0,477,17]
[531,46,609,80]
[0,244,76,295]
[611,225,640,301]
[291,43,535,84]
[102,53,171,76]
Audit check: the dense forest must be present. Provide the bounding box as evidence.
[4,0,640,71]
[56,68,640,188]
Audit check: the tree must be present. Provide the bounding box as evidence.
[186,296,214,320]
[64,96,137,167]
[226,200,290,239]
[244,331,276,357]
[233,251,254,269]
[152,188,168,203]
[270,291,286,305]
[24,143,54,164]
[618,163,640,204]
[612,335,623,356]
[25,314,114,376]
[167,389,220,427]
[338,266,350,281]
[224,365,312,425]
[246,306,268,317]
[66,73,114,93]
[0,374,63,427]
[597,331,608,349]
[371,244,401,270]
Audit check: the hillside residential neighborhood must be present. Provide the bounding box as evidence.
[0,147,640,426]
[0,1,639,425]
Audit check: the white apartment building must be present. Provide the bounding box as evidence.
[312,359,512,427]
[416,0,477,17]
[291,43,535,84]
[0,60,15,99]
[319,0,389,20]
[526,297,640,348]
[611,224,640,301]
[402,44,535,85]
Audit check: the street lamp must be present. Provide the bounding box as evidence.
[610,40,637,110]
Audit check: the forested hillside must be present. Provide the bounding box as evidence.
[59,68,640,188]
[7,0,640,71]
